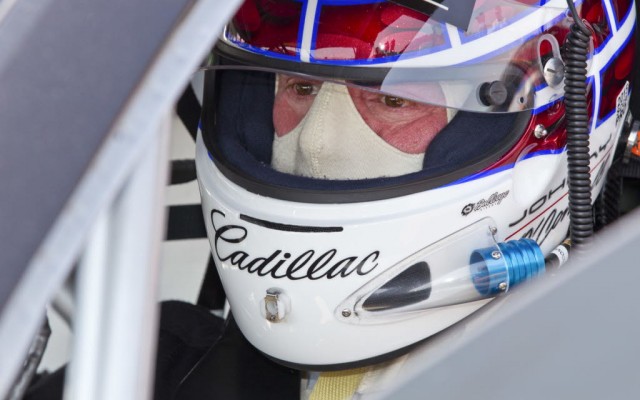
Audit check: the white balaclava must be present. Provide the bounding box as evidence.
[272,82,425,180]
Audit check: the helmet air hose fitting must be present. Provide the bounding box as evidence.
[470,238,545,296]
[337,221,548,322]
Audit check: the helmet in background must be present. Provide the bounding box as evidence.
[196,0,636,368]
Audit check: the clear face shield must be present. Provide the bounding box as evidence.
[202,64,534,189]
[217,0,573,111]
[205,0,572,185]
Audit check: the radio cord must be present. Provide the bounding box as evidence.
[563,0,594,250]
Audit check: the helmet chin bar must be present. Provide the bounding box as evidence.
[335,218,545,324]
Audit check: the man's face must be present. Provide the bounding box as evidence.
[273,74,449,155]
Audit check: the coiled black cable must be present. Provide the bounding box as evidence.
[563,1,593,249]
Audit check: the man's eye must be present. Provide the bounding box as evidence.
[292,82,318,96]
[383,96,407,108]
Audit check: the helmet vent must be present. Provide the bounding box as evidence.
[362,261,431,312]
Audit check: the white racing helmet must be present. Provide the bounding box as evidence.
[196,0,636,368]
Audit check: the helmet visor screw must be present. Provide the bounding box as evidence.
[543,57,565,88]
[534,124,549,139]
[491,250,502,259]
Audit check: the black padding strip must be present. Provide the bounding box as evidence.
[166,204,207,240]
[170,159,197,185]
[176,84,202,141]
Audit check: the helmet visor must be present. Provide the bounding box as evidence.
[215,0,572,113]
[201,67,530,199]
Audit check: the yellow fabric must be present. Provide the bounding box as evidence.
[309,368,367,400]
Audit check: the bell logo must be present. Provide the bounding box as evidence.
[461,190,510,216]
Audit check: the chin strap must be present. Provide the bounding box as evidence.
[309,368,367,400]
[307,355,409,399]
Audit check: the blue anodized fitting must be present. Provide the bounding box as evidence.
[470,238,545,296]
